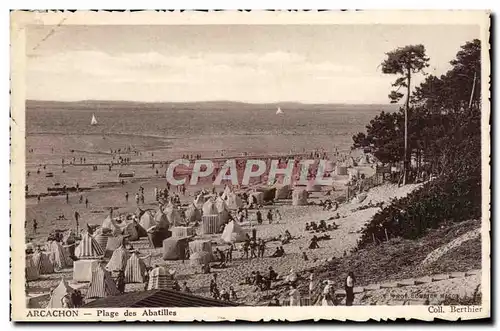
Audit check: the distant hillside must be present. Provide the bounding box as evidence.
[26,100,399,112]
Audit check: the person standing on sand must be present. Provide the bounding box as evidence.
[74,211,80,233]
[79,195,83,204]
[154,187,158,201]
[250,238,257,259]
[135,193,140,205]
[37,194,41,204]
[85,198,89,208]
[66,193,69,204]
[125,192,129,203]
[32,219,37,234]
[345,271,356,306]
[267,210,273,224]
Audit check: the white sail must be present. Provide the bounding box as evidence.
[276,107,284,115]
[91,113,98,125]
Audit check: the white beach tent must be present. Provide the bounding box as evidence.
[105,245,130,272]
[220,221,247,243]
[225,192,243,209]
[46,279,76,308]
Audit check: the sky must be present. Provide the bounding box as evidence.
[26,24,479,104]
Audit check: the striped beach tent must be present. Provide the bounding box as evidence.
[105,245,130,272]
[85,265,120,300]
[93,230,111,252]
[139,211,156,231]
[124,252,147,283]
[147,265,177,290]
[46,279,75,308]
[25,255,39,281]
[32,250,54,274]
[75,232,105,259]
[48,240,71,270]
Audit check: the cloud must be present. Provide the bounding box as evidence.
[27,50,390,103]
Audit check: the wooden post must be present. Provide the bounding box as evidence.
[384,228,389,241]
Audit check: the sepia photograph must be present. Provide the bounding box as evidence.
[10,10,490,321]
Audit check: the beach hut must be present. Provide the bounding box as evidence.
[46,279,76,308]
[85,265,120,300]
[124,252,147,284]
[257,187,276,202]
[185,203,201,223]
[32,250,55,274]
[75,232,105,259]
[170,226,196,238]
[162,237,189,261]
[274,184,291,200]
[164,204,182,227]
[225,192,243,210]
[201,215,221,235]
[147,265,177,290]
[106,245,130,272]
[48,240,72,270]
[220,221,247,243]
[336,165,348,176]
[25,255,39,281]
[105,235,125,258]
[292,188,309,206]
[189,251,212,266]
[73,259,100,282]
[139,211,156,232]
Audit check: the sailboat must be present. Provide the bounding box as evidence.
[276,107,284,115]
[91,113,98,126]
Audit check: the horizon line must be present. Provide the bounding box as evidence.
[26,99,398,106]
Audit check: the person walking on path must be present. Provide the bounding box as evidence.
[345,271,356,306]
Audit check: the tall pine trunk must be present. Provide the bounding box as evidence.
[403,68,411,185]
